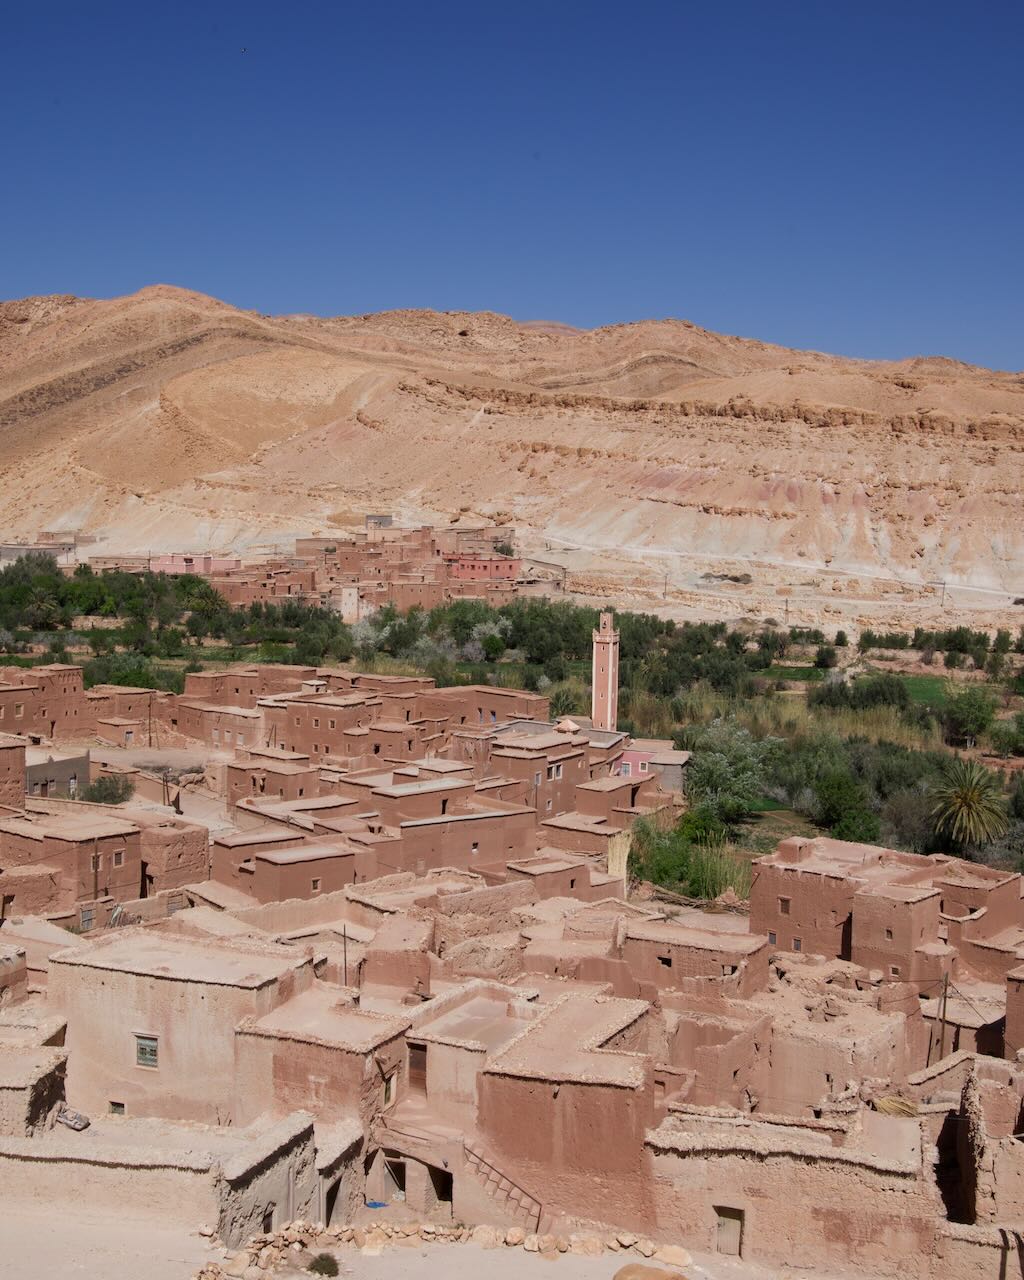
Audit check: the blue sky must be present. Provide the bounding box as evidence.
[2,2,1021,367]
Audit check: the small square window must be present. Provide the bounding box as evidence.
[311,878,321,893]
[113,850,124,868]
[471,842,479,856]
[792,937,802,952]
[779,897,791,916]
[639,761,649,773]
[91,853,102,873]
[768,931,777,945]
[658,955,672,968]
[135,1035,158,1069]
[79,907,94,931]
[109,1101,125,1115]
[885,928,893,941]
[890,965,901,977]
[329,719,336,730]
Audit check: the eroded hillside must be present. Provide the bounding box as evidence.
[1,284,1022,627]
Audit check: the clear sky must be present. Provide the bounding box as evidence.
[2,1,1021,368]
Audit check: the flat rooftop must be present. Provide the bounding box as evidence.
[487,993,649,1088]
[247,985,408,1049]
[50,931,306,988]
[0,812,138,841]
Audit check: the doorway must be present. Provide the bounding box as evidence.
[384,1157,407,1202]
[324,1179,341,1226]
[408,1042,427,1097]
[715,1206,744,1256]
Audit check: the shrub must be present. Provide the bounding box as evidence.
[81,775,135,805]
[814,644,838,669]
[308,1255,339,1277]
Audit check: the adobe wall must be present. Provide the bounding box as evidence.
[750,864,852,958]
[50,956,311,1123]
[0,739,26,808]
[0,1137,218,1222]
[478,1071,654,1183]
[646,1134,938,1277]
[217,1116,319,1246]
[233,1028,403,1129]
[851,892,941,983]
[0,1053,66,1136]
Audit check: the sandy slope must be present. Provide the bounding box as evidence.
[1,285,1022,624]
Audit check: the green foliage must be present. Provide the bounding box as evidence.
[931,758,1009,847]
[834,630,849,647]
[675,719,780,826]
[629,811,751,899]
[810,674,910,713]
[814,644,838,669]
[1011,776,1024,822]
[943,685,997,745]
[308,1255,339,1277]
[81,775,135,804]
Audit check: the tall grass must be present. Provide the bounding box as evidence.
[688,836,754,900]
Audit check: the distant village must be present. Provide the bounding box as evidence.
[0,522,1021,1279]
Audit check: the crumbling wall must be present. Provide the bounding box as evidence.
[216,1115,318,1247]
[647,1131,937,1275]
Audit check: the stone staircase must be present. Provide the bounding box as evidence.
[464,1145,542,1232]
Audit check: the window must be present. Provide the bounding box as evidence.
[311,878,321,893]
[471,842,479,857]
[15,703,23,719]
[109,1101,125,1115]
[890,965,901,977]
[382,1071,396,1106]
[555,763,563,779]
[79,907,95,931]
[329,719,336,730]
[768,931,777,945]
[885,928,893,941]
[113,850,124,868]
[621,762,631,776]
[569,877,576,889]
[313,718,320,728]
[135,1035,158,1068]
[534,772,542,788]
[639,761,649,773]
[658,955,672,968]
[91,853,102,873]
[779,897,791,916]
[547,766,555,781]
[792,937,802,952]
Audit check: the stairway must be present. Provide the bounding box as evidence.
[464,1145,542,1232]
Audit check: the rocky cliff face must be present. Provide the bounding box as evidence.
[1,284,1021,618]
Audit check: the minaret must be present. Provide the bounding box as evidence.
[591,611,619,731]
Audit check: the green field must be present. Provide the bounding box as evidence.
[895,674,950,707]
[767,665,826,682]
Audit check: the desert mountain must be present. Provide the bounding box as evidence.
[1,285,1022,618]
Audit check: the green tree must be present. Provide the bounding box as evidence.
[944,685,996,746]
[677,719,779,826]
[931,758,1008,847]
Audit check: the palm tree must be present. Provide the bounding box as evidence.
[931,758,1009,847]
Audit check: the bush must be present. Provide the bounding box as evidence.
[814,644,838,669]
[81,775,135,805]
[308,1255,339,1277]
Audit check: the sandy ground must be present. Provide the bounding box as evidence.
[275,1241,846,1280]
[0,1208,854,1280]
[0,1202,212,1280]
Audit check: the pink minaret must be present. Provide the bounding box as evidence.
[591,611,619,731]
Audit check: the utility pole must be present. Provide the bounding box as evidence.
[937,973,950,1062]
[342,925,349,987]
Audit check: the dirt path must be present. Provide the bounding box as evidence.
[1,1202,213,1280]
